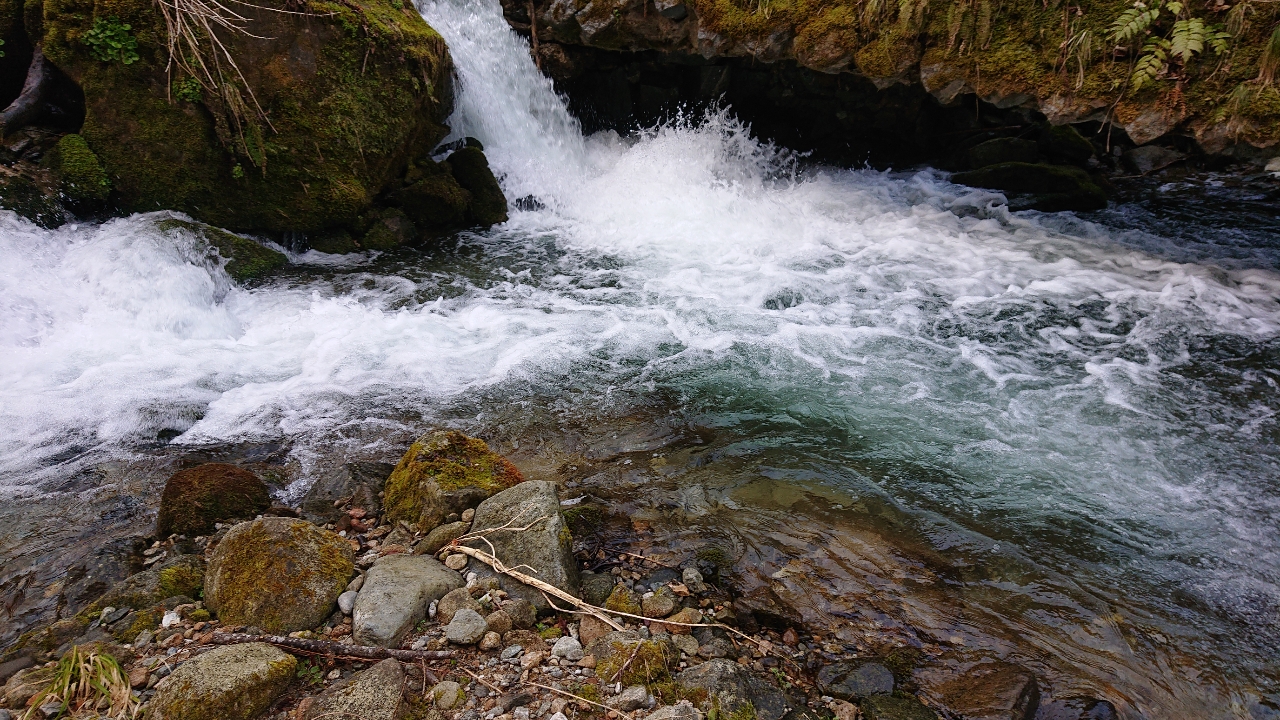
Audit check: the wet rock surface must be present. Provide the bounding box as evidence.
[154,463,270,538]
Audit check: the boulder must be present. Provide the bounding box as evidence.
[445,608,489,645]
[966,138,1039,169]
[205,518,354,633]
[817,660,894,700]
[155,463,271,538]
[950,163,1107,212]
[98,554,204,611]
[917,660,1039,720]
[1122,145,1186,175]
[445,146,509,226]
[676,659,789,720]
[860,695,938,720]
[299,461,391,524]
[437,587,483,625]
[1038,125,1095,166]
[383,430,524,530]
[302,658,403,720]
[463,480,579,614]
[38,0,455,235]
[352,555,463,647]
[156,220,288,283]
[149,642,295,720]
[417,521,472,555]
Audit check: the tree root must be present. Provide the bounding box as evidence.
[0,45,52,137]
[208,632,455,662]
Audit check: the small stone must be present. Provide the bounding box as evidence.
[438,587,484,625]
[446,554,469,570]
[578,615,612,647]
[671,634,698,656]
[501,598,538,629]
[501,644,524,660]
[485,610,514,635]
[337,590,359,615]
[642,587,678,618]
[817,661,894,700]
[578,655,597,668]
[432,680,465,710]
[549,713,568,720]
[128,665,149,689]
[697,638,735,659]
[580,573,617,606]
[681,567,703,586]
[347,574,365,593]
[648,701,703,720]
[781,628,798,645]
[655,607,703,634]
[133,630,154,649]
[446,609,490,645]
[327,669,341,680]
[480,632,503,651]
[520,651,546,671]
[551,636,584,661]
[462,508,475,522]
[830,700,858,720]
[608,685,653,711]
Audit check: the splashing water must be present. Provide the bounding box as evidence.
[0,0,1277,712]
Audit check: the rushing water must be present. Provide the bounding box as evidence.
[2,0,1279,714]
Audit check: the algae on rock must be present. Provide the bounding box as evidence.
[155,462,273,537]
[157,218,287,282]
[383,430,524,530]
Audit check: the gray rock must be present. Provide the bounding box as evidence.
[817,660,894,700]
[446,608,490,645]
[551,636,584,661]
[149,642,296,720]
[501,645,524,659]
[417,521,472,555]
[649,701,703,720]
[353,555,463,647]
[299,461,390,523]
[671,634,698,656]
[346,574,364,593]
[463,481,580,614]
[501,598,538,629]
[337,590,358,615]
[432,680,465,710]
[438,587,483,625]
[1123,145,1185,175]
[642,587,678,618]
[697,637,735,659]
[677,658,789,720]
[302,658,403,720]
[859,695,938,720]
[0,708,12,720]
[580,573,616,606]
[609,685,654,711]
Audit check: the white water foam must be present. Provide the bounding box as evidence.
[0,0,1278,702]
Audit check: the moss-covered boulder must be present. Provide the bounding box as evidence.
[149,642,296,720]
[47,133,110,210]
[383,430,524,530]
[205,518,354,633]
[950,162,1108,212]
[0,173,63,227]
[97,554,205,611]
[1038,125,1095,166]
[156,219,288,282]
[37,0,454,234]
[155,463,273,538]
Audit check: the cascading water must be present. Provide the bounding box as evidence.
[0,0,1277,713]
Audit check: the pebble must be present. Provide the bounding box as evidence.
[446,608,490,645]
[327,669,342,680]
[347,574,365,593]
[501,645,524,660]
[433,680,465,710]
[446,554,469,571]
[513,708,530,720]
[551,636,584,661]
[462,508,476,522]
[337,590,359,615]
[549,713,568,720]
[480,632,503,651]
[608,685,654,712]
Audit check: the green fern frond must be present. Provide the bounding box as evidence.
[1110,6,1162,44]
[1206,27,1230,55]
[1131,51,1166,89]
[1170,18,1204,63]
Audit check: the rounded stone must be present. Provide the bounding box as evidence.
[155,463,270,538]
[337,590,358,615]
[432,680,465,710]
[485,610,514,635]
[437,587,483,625]
[445,608,489,645]
[205,518,354,634]
[480,631,503,650]
[445,553,468,570]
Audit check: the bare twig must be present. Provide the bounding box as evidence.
[620,552,678,569]
[462,668,503,695]
[209,632,454,662]
[525,680,634,720]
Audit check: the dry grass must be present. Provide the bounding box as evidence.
[21,646,140,720]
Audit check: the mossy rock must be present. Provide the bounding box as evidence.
[966,138,1040,170]
[204,517,354,633]
[383,430,524,530]
[0,174,64,227]
[98,554,205,611]
[360,206,416,250]
[110,606,164,644]
[589,632,678,687]
[445,147,508,227]
[38,0,453,235]
[1038,125,1095,166]
[149,642,296,720]
[387,159,471,231]
[950,162,1108,212]
[604,584,642,616]
[154,219,287,282]
[47,133,111,209]
[155,462,272,537]
[860,695,937,720]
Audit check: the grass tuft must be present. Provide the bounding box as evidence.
[22,646,140,719]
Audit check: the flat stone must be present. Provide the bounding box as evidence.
[697,637,735,659]
[579,615,612,647]
[302,658,402,720]
[1123,145,1185,175]
[463,481,580,614]
[432,680,465,710]
[418,521,472,555]
[446,608,490,645]
[654,607,702,634]
[608,685,653,711]
[353,555,463,647]
[438,587,483,625]
[649,701,703,720]
[671,634,698,656]
[676,658,788,720]
[551,636,584,661]
[501,645,524,660]
[337,590,358,615]
[817,660,894,700]
[149,643,295,720]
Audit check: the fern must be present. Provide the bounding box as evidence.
[1169,18,1204,63]
[1131,37,1168,89]
[1109,5,1160,44]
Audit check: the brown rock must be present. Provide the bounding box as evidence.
[579,615,612,647]
[155,463,270,537]
[129,665,150,689]
[501,598,537,629]
[503,630,546,653]
[480,631,503,651]
[485,610,514,635]
[445,554,468,571]
[437,587,483,625]
[654,607,703,635]
[918,660,1039,720]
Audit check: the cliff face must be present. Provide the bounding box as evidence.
[505,0,1280,156]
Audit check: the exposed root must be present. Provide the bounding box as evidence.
[0,46,52,137]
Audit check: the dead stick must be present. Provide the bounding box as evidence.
[525,680,634,720]
[463,668,503,695]
[607,641,644,684]
[209,632,454,661]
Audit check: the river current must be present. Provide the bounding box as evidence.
[1,0,1278,715]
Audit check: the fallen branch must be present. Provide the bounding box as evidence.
[525,680,634,720]
[209,632,454,662]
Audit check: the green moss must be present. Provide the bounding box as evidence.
[724,701,757,720]
[603,585,642,616]
[188,608,211,623]
[383,430,524,526]
[158,563,205,600]
[562,504,605,536]
[111,607,162,643]
[695,546,731,568]
[0,174,63,227]
[153,462,273,536]
[595,639,674,686]
[651,679,709,706]
[538,624,564,639]
[49,133,111,207]
[157,219,287,283]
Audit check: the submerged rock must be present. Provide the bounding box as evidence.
[916,660,1039,720]
[149,642,295,720]
[204,518,354,633]
[155,463,271,537]
[860,695,938,720]
[301,658,403,720]
[383,430,524,530]
[352,554,463,647]
[1122,145,1186,175]
[966,138,1039,170]
[463,480,580,614]
[817,660,894,700]
[950,163,1108,212]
